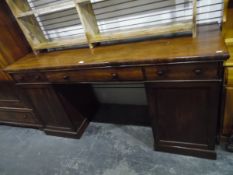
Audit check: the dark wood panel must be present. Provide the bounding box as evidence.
[0,1,31,81]
[19,84,75,131]
[0,0,30,69]
[0,81,18,101]
[146,81,221,159]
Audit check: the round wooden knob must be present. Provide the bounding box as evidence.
[194,69,202,75]
[157,70,165,76]
[63,75,70,80]
[111,73,118,80]
[35,75,41,80]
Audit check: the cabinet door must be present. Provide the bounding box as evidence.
[146,82,220,158]
[223,87,233,135]
[19,84,75,132]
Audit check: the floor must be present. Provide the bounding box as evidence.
[0,123,233,175]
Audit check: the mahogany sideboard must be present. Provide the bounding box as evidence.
[5,24,229,159]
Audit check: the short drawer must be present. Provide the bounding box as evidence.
[46,67,144,82]
[0,109,36,124]
[0,100,27,109]
[225,67,233,85]
[144,63,219,80]
[12,72,47,83]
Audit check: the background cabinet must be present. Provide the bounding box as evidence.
[0,82,40,127]
[0,1,40,127]
[223,86,233,135]
[222,0,233,137]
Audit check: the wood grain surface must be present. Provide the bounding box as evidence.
[5,24,229,73]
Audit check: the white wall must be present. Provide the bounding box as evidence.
[28,0,224,40]
[92,84,147,105]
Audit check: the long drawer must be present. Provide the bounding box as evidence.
[0,109,36,124]
[46,67,144,82]
[12,72,47,83]
[144,63,220,80]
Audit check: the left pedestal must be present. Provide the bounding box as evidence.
[18,83,98,138]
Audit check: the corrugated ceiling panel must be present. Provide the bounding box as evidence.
[27,0,223,41]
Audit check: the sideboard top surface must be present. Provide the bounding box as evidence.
[5,24,229,72]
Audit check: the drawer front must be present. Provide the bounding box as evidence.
[144,63,219,80]
[0,110,36,124]
[12,72,47,83]
[46,67,143,82]
[226,67,233,85]
[0,100,28,109]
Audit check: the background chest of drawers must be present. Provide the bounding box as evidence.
[221,0,233,137]
[223,46,233,136]
[0,1,41,128]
